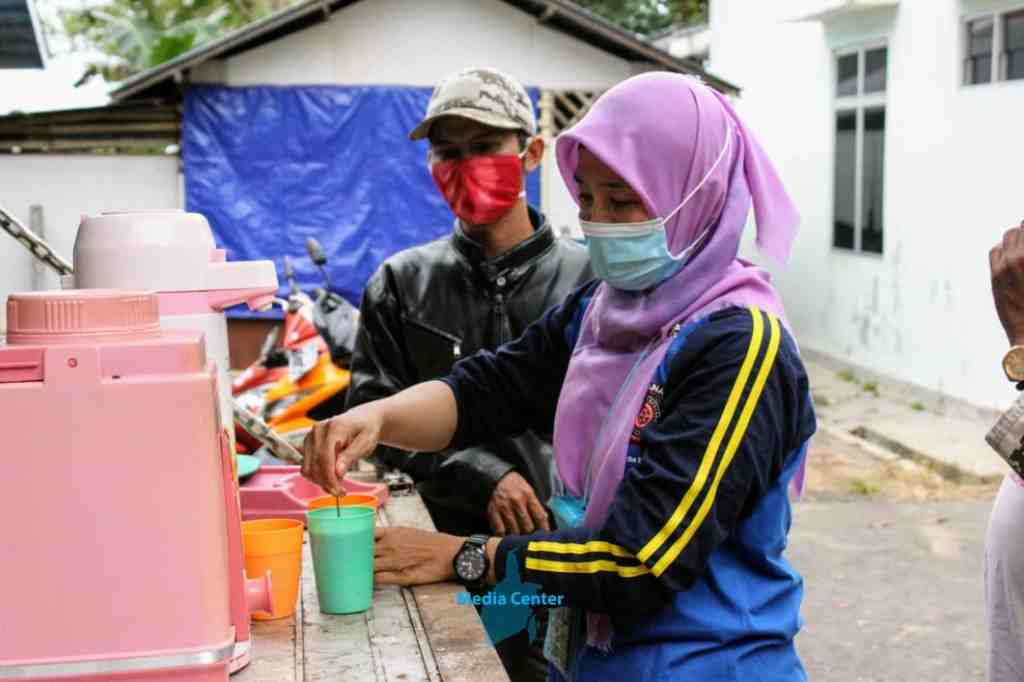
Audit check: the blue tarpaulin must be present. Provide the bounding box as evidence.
[183,85,540,318]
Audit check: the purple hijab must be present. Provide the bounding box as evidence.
[552,73,801,649]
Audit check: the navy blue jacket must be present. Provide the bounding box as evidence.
[441,281,816,680]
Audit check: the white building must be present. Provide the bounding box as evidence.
[659,0,1024,410]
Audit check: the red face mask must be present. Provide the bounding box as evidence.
[430,153,524,225]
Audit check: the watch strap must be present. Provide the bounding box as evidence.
[467,533,489,549]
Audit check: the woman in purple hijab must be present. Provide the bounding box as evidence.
[302,72,817,682]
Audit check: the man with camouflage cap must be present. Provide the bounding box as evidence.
[346,67,591,547]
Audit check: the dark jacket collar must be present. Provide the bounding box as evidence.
[452,206,556,281]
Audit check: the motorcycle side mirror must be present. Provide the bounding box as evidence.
[283,255,299,295]
[258,326,280,359]
[306,238,328,267]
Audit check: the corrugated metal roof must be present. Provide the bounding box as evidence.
[0,0,45,69]
[0,98,180,154]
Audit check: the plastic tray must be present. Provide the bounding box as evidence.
[239,466,389,524]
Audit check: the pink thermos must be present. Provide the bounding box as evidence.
[0,289,273,681]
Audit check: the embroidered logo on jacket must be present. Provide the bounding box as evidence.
[631,383,663,443]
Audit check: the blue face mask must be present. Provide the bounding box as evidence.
[581,220,711,291]
[581,222,687,291]
[578,128,732,292]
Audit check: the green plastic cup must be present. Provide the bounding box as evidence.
[306,506,376,614]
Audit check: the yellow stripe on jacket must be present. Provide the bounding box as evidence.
[636,307,767,564]
[525,557,651,578]
[651,312,781,577]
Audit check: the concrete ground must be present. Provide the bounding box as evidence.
[804,349,1007,481]
[793,353,1006,681]
[792,501,989,681]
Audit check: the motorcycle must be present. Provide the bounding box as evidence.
[233,238,358,451]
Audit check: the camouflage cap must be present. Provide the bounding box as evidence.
[409,67,536,141]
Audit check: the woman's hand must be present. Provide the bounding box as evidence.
[301,404,383,495]
[374,527,463,586]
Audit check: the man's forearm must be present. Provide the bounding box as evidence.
[376,380,459,454]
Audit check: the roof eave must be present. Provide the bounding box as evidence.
[523,0,738,94]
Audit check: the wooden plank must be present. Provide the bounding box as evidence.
[235,616,300,682]
[238,492,506,681]
[0,138,177,151]
[369,511,438,682]
[0,122,181,135]
[551,90,603,134]
[302,507,440,682]
[400,586,443,682]
[385,496,510,682]
[294,564,305,682]
[301,537,377,681]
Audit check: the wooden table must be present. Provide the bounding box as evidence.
[235,493,510,682]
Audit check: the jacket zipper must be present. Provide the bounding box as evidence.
[494,275,507,345]
[402,316,462,360]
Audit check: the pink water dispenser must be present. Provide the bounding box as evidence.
[0,290,273,681]
[61,210,279,451]
[60,209,279,672]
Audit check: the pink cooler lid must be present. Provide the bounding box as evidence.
[5,289,161,345]
[66,210,278,311]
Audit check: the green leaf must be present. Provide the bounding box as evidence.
[54,0,301,79]
[147,33,197,66]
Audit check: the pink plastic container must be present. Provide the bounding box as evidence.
[0,290,270,681]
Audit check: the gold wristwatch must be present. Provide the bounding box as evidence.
[1003,345,1024,383]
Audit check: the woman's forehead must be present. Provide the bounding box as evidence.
[575,147,632,189]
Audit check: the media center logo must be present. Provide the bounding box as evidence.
[456,550,565,646]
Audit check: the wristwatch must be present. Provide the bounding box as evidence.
[453,534,490,590]
[1003,345,1024,383]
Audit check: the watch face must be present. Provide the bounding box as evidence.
[1007,348,1024,380]
[456,547,486,582]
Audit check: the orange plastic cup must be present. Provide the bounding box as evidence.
[308,494,380,512]
[241,519,304,621]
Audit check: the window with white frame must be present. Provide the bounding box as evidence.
[964,7,1024,84]
[833,45,887,255]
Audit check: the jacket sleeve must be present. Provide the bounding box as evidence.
[440,281,598,450]
[494,308,814,621]
[345,265,419,470]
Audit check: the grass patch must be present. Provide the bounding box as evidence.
[850,478,880,496]
[911,401,926,412]
[837,369,858,383]
[813,393,831,407]
[862,381,879,397]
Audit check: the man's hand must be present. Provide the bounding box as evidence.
[487,471,551,536]
[301,405,383,496]
[991,221,1024,347]
[374,527,462,586]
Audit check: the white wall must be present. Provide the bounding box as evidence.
[208,0,634,89]
[711,0,1024,409]
[0,155,180,332]
[654,24,712,62]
